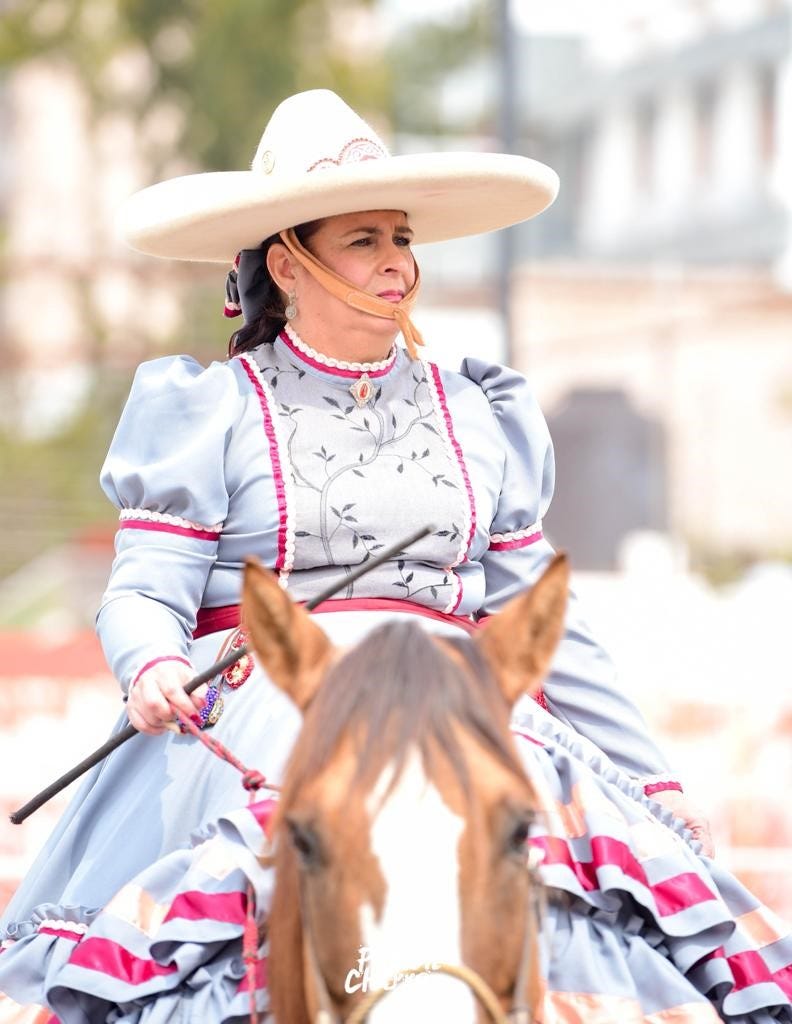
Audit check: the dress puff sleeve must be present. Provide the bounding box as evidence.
[461,358,682,795]
[96,356,240,694]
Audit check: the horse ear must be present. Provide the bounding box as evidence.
[242,556,335,710]
[477,553,570,707]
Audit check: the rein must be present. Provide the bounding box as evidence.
[173,711,279,1022]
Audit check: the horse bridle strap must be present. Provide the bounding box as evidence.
[343,963,510,1024]
[511,858,545,1024]
[300,893,515,1024]
[300,870,544,1024]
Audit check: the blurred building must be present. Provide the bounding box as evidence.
[512,0,792,568]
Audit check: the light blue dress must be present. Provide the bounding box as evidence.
[1,329,789,1021]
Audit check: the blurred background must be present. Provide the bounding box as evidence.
[1,0,790,915]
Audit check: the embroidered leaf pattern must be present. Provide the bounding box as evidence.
[390,557,451,601]
[261,351,465,606]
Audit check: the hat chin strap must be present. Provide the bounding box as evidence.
[279,228,425,360]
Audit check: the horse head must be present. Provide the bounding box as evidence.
[242,555,569,1024]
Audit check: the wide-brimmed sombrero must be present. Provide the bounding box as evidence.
[119,89,559,263]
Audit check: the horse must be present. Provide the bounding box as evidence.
[241,553,570,1024]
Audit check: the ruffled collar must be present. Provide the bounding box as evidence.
[277,325,398,381]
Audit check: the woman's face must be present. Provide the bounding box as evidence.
[278,209,417,358]
[303,209,416,300]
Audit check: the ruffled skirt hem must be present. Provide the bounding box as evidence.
[1,714,790,1022]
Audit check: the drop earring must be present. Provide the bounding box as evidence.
[284,290,297,320]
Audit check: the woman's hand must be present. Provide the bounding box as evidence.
[652,789,715,858]
[127,661,208,735]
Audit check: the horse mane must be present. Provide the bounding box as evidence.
[282,620,528,806]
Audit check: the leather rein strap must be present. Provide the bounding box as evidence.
[279,228,425,359]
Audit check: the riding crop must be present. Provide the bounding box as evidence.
[10,523,434,824]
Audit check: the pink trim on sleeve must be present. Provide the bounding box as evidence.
[643,778,685,797]
[489,521,544,551]
[118,520,221,543]
[130,655,191,691]
[489,531,543,552]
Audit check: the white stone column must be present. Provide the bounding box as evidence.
[579,106,639,249]
[771,28,792,290]
[651,87,698,228]
[708,65,764,209]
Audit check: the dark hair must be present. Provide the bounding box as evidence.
[227,220,322,357]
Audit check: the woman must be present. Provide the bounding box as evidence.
[0,89,789,1021]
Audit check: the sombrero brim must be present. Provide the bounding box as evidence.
[118,152,559,263]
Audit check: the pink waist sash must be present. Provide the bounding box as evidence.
[193,597,479,640]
